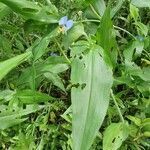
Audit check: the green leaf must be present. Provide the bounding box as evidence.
[92,0,106,16]
[142,118,150,132]
[44,72,66,92]
[17,66,37,89]
[103,123,129,150]
[0,105,42,129]
[0,117,27,130]
[36,57,69,74]
[62,23,85,49]
[130,4,139,21]
[123,40,144,61]
[96,7,118,68]
[71,49,113,150]
[125,61,150,82]
[131,0,150,8]
[135,22,148,36]
[14,89,54,104]
[0,51,31,81]
[85,0,106,19]
[18,57,69,89]
[0,90,15,101]
[32,27,59,61]
[0,0,58,23]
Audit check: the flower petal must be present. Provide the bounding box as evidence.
[59,16,68,26]
[66,20,73,30]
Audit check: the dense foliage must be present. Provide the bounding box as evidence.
[0,0,149,149]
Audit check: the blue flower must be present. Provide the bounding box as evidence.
[59,16,73,32]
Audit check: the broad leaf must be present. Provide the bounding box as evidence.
[71,48,113,150]
[103,123,129,150]
[0,51,31,81]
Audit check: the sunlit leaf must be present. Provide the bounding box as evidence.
[71,48,113,150]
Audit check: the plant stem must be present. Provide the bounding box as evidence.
[55,39,71,64]
[110,89,125,123]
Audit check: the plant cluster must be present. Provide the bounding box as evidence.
[0,0,149,149]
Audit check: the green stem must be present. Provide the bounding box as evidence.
[55,39,71,64]
[110,89,124,123]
